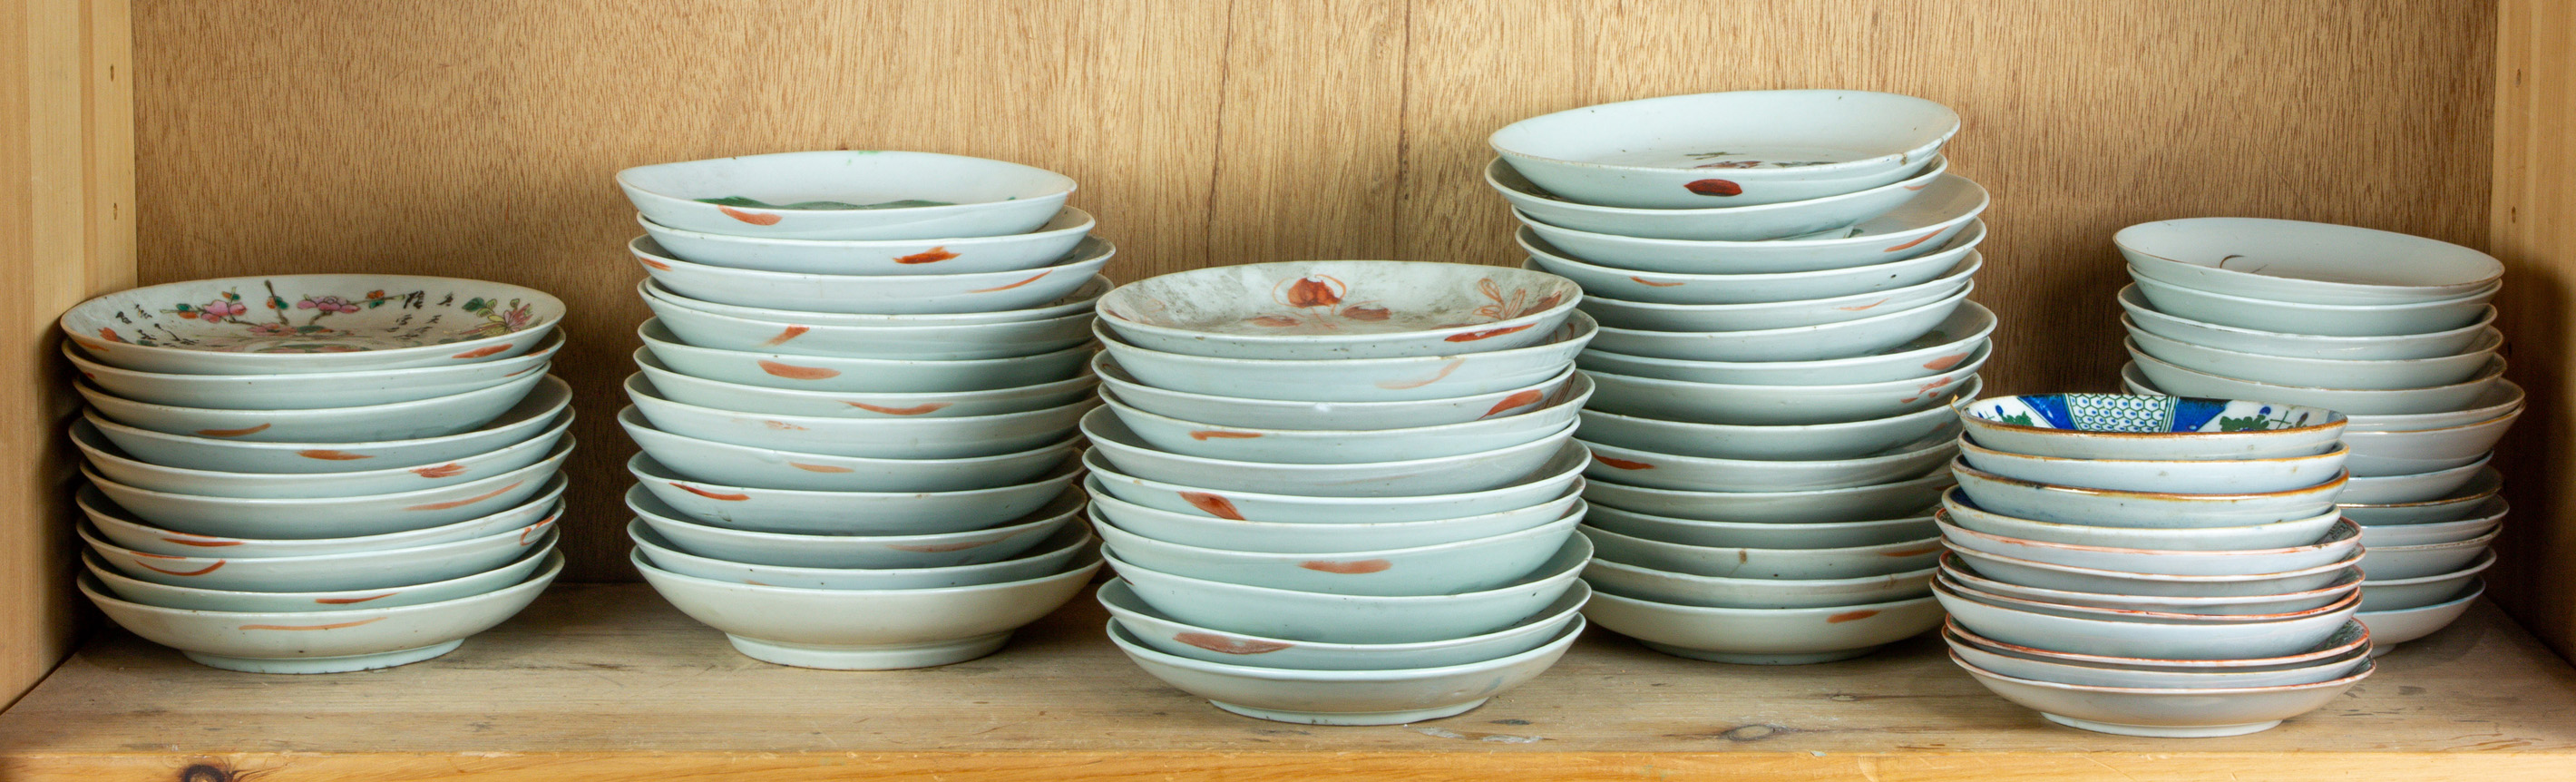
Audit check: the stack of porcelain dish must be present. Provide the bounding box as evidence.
[1938,394,2374,737]
[56,274,571,673]
[613,151,1107,670]
[2113,218,2511,650]
[1485,90,1986,663]
[1086,260,1596,725]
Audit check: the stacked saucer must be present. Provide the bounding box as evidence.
[58,275,571,673]
[1087,260,1595,725]
[1938,394,2373,737]
[1482,91,1989,663]
[614,152,1105,670]
[2113,218,2511,650]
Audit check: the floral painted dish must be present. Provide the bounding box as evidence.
[1488,157,1949,242]
[1489,90,1960,209]
[1959,393,2347,462]
[638,207,1094,276]
[616,151,1075,240]
[1096,261,1583,359]
[60,275,562,376]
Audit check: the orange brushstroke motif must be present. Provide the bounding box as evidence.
[789,463,854,473]
[1375,358,1464,390]
[1827,610,1882,623]
[1189,431,1263,441]
[131,559,225,577]
[1629,277,1684,288]
[1176,633,1293,655]
[893,247,959,264]
[1834,298,1891,311]
[239,618,386,631]
[1480,390,1544,418]
[1180,492,1244,520]
[409,463,468,479]
[671,484,750,501]
[405,481,522,511]
[1593,455,1654,470]
[968,270,1049,293]
[1923,352,1970,371]
[1446,324,1537,343]
[1883,230,1940,252]
[160,537,243,548]
[196,423,271,438]
[1299,559,1392,574]
[844,401,949,415]
[1883,546,1940,558]
[637,258,671,270]
[314,593,397,605]
[764,326,811,346]
[757,360,841,380]
[450,344,511,359]
[717,206,782,225]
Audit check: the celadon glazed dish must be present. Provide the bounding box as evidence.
[630,236,1113,315]
[79,376,571,474]
[1489,157,1952,241]
[60,274,563,375]
[1490,90,1960,209]
[615,151,1076,240]
[1097,260,1583,359]
[1106,616,1586,726]
[63,329,561,409]
[631,547,1103,670]
[80,552,561,674]
[1516,184,1986,275]
[2115,218,2504,305]
[636,207,1095,276]
[1523,228,1982,305]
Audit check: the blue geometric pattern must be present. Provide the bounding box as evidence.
[2062,394,2181,433]
[1968,394,2330,433]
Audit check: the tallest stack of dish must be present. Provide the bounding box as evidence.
[614,152,1109,670]
[1483,91,1990,663]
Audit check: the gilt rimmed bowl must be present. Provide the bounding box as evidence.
[60,274,563,376]
[1953,652,2374,738]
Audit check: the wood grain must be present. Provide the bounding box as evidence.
[128,0,2497,584]
[5,583,2575,780]
[2490,0,2574,660]
[0,0,132,709]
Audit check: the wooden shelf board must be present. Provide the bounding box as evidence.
[5,583,2576,780]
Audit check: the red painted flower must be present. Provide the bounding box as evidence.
[1685,179,1744,197]
[1276,275,1346,308]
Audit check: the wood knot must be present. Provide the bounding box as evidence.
[1719,724,1792,742]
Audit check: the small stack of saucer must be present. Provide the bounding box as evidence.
[1086,260,1595,726]
[614,152,1106,670]
[57,274,571,673]
[1481,90,1991,663]
[1938,394,2373,737]
[2113,218,2510,650]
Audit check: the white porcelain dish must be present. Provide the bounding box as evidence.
[627,455,1080,535]
[633,236,1111,314]
[1586,503,1935,549]
[81,480,561,557]
[1574,260,1975,331]
[2342,408,2522,477]
[617,407,1072,493]
[60,274,562,376]
[1946,626,2368,689]
[1099,579,1588,671]
[2130,346,2504,416]
[83,443,570,539]
[1574,305,1993,387]
[2359,552,2493,611]
[1516,192,1986,276]
[81,553,561,673]
[1095,313,1595,403]
[1576,399,1964,464]
[2356,498,2502,547]
[2339,469,2501,524]
[1580,434,1953,494]
[2116,218,2503,305]
[1099,375,1587,464]
[635,349,1096,419]
[1948,460,2342,528]
[1937,517,2360,577]
[1584,470,1952,524]
[1585,525,1939,580]
[636,208,1093,275]
[1097,354,1578,431]
[1583,591,1943,665]
[1944,544,2359,598]
[1956,438,2347,494]
[2116,285,2494,360]
[1582,558,1933,610]
[625,375,1091,459]
[632,546,1101,670]
[1944,616,2371,671]
[1097,510,1581,596]
[1097,260,1582,359]
[1083,407,1575,498]
[1583,286,1971,362]
[83,521,555,592]
[1582,347,1984,425]
[1104,538,1589,644]
[1088,474,1582,553]
[63,330,561,409]
[79,371,544,444]
[1956,392,2344,461]
[2333,458,2491,504]
[1954,653,2373,738]
[1082,445,1587,524]
[1942,490,2341,552]
[80,377,570,474]
[1934,580,2356,660]
[641,283,1094,360]
[1489,90,1960,208]
[1107,617,1583,725]
[629,518,1087,583]
[2356,531,2497,581]
[639,320,1090,393]
[73,415,570,499]
[641,276,1108,327]
[84,546,551,613]
[2358,582,2483,650]
[2129,273,2498,337]
[616,151,1075,239]
[2121,360,2522,433]
[1944,554,2359,616]
[1524,225,1984,304]
[2128,323,2501,391]
[1490,157,1952,241]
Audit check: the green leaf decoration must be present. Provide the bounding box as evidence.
[1998,412,2035,426]
[268,296,289,310]
[172,303,195,312]
[695,195,954,210]
[222,291,241,301]
[2217,415,2274,432]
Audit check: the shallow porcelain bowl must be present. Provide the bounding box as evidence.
[1584,525,1939,580]
[2356,531,2497,581]
[1580,434,1953,493]
[1099,375,1588,464]
[1941,572,2358,626]
[2117,218,2503,305]
[2130,273,2498,337]
[2337,458,2491,504]
[1583,286,1971,362]
[1945,554,2360,616]
[63,331,560,410]
[1574,306,1993,386]
[60,274,563,376]
[1956,392,2344,462]
[630,518,1088,582]
[636,208,1094,275]
[2130,346,2504,416]
[1956,439,2347,494]
[2342,408,2522,477]
[82,479,561,557]
[2339,469,2501,524]
[2121,360,2522,434]
[1097,354,1577,431]
[1583,348,1984,425]
[1084,407,1575,498]
[635,348,1097,419]
[2360,551,2493,611]
[83,521,555,592]
[1088,474,1582,553]
[640,282,1093,360]
[625,375,1092,459]
[1097,260,1581,359]
[2128,323,2501,391]
[1945,543,2360,598]
[84,546,551,612]
[1083,445,1587,524]
[1583,591,1943,665]
[83,442,569,539]
[1575,262,1975,331]
[1940,490,2342,552]
[1950,460,2344,528]
[615,151,1075,240]
[1095,313,1595,403]
[1945,616,2371,671]
[639,320,1091,393]
[2356,499,2503,547]
[1574,383,1972,463]
[1937,518,2360,577]
[79,372,545,443]
[1582,558,1933,609]
[81,377,570,474]
[632,547,1101,670]
[1100,579,1588,671]
[628,455,1080,535]
[1105,538,1589,644]
[1517,194,1985,277]
[1954,653,2373,738]
[81,553,560,674]
[1489,157,1951,241]
[1584,470,1952,524]
[1097,510,1582,596]
[632,236,1110,315]
[2116,285,2494,360]
[1586,503,1935,549]
[1489,90,1960,208]
[642,276,1109,327]
[618,407,1072,493]
[1107,617,1584,726]
[2358,582,2483,649]
[72,415,571,499]
[1934,580,2356,660]
[1946,627,2369,689]
[1525,226,1983,305]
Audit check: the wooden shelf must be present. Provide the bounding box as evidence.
[4,583,2576,780]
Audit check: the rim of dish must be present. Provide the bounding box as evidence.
[1097,374,1591,438]
[2117,284,2500,340]
[1081,445,1590,505]
[1949,458,2348,501]
[630,546,1101,597]
[1941,490,2345,534]
[1093,260,1584,345]
[2128,341,2509,394]
[1934,514,2358,557]
[2115,218,2505,292]
[1576,379,1980,434]
[2362,550,2496,586]
[1587,556,1939,587]
[58,274,565,361]
[1576,256,1981,311]
[1091,311,1598,367]
[1519,221,1988,279]
[629,453,1079,501]
[1941,552,2363,604]
[636,206,1096,246]
[2131,270,2502,310]
[614,151,1078,212]
[1587,588,1939,615]
[80,551,564,618]
[1584,524,1941,558]
[2126,318,2505,365]
[1956,391,2347,440]
[1937,572,2363,623]
[2338,470,2503,508]
[1942,539,2364,582]
[1486,156,1951,218]
[630,234,1112,283]
[1943,615,2370,669]
[1956,437,2348,467]
[1947,650,2376,694]
[1098,577,1591,651]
